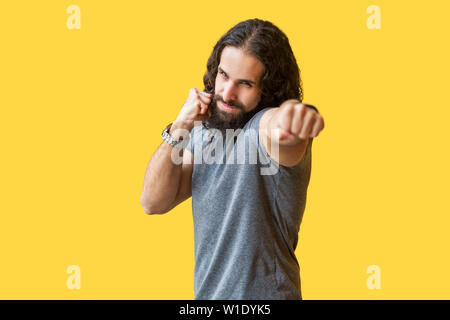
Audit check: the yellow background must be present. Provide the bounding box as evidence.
[1,0,449,299]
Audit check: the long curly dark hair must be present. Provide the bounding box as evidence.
[203,18,303,113]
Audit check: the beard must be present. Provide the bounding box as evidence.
[203,94,260,131]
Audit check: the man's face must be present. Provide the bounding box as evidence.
[206,46,264,130]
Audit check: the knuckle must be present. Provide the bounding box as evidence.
[288,100,297,108]
[294,103,305,114]
[281,99,297,108]
[283,103,295,115]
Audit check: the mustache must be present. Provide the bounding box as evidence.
[213,95,244,110]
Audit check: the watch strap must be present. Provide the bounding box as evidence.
[161,123,182,147]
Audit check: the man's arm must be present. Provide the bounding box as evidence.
[259,100,324,167]
[140,121,193,215]
[140,88,212,215]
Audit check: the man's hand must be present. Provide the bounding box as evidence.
[269,99,325,146]
[173,88,212,132]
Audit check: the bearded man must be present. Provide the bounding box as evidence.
[141,18,325,300]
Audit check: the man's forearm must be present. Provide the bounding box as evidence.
[140,121,190,214]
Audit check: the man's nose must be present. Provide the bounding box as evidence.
[222,82,238,103]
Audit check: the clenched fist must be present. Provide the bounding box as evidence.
[174,88,212,132]
[269,99,325,146]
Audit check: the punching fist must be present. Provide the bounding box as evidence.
[270,99,324,146]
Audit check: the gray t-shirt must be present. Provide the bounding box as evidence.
[185,106,313,300]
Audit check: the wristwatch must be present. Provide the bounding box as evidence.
[161,123,183,147]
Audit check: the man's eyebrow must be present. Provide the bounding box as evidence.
[218,66,257,85]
